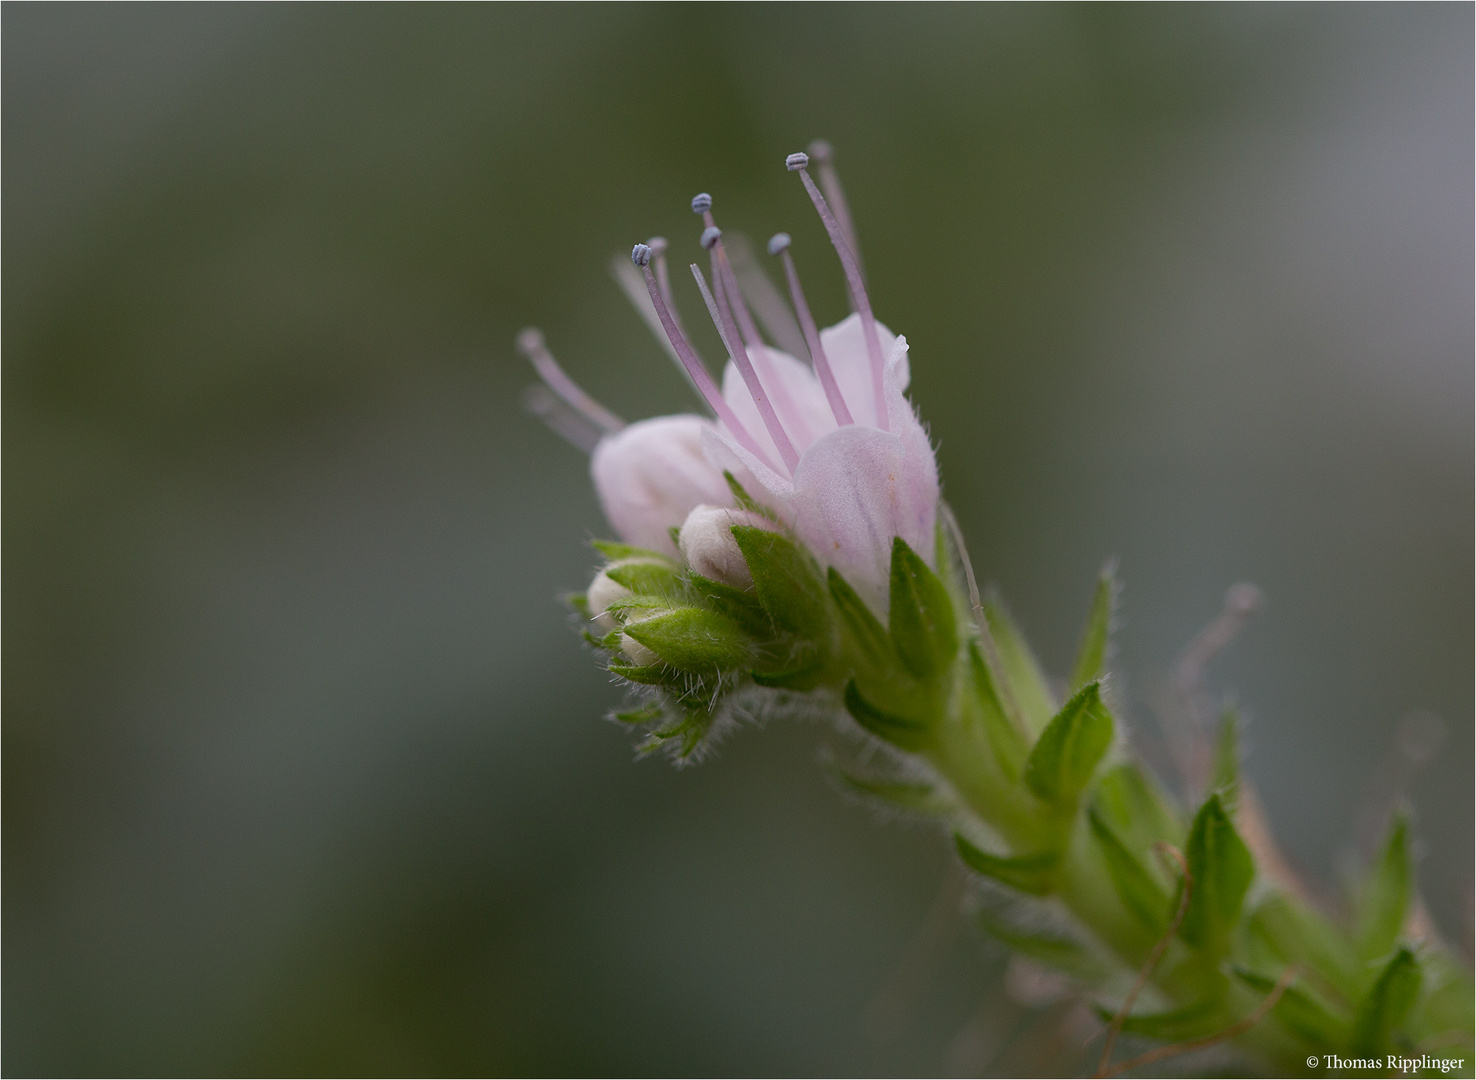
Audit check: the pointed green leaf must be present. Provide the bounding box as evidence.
[730,526,829,641]
[604,559,687,598]
[567,591,592,619]
[592,539,673,563]
[1024,682,1114,808]
[687,572,771,639]
[623,607,751,672]
[1233,967,1348,1048]
[608,661,675,686]
[889,537,957,679]
[968,642,1027,781]
[1355,812,1411,962]
[828,568,894,671]
[1069,563,1116,690]
[614,703,664,725]
[843,680,930,752]
[1351,947,1422,1056]
[1092,999,1223,1042]
[954,834,1058,895]
[976,907,1112,983]
[751,650,825,690]
[1210,707,1240,815]
[828,767,955,816]
[983,595,1057,733]
[1180,793,1254,955]
[1088,805,1172,933]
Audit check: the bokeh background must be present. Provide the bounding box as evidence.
[5,5,1471,1076]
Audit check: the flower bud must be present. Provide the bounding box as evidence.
[678,504,777,589]
[586,568,630,633]
[617,615,661,667]
[590,415,732,555]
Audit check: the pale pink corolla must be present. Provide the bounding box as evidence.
[522,147,940,617]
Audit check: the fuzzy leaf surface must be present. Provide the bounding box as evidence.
[1351,947,1422,1056]
[1088,804,1171,933]
[731,526,829,641]
[843,680,930,751]
[1355,812,1411,963]
[983,596,1057,733]
[1180,793,1254,956]
[888,537,957,680]
[623,607,751,671]
[1069,564,1115,690]
[1024,682,1113,808]
[968,642,1027,781]
[954,834,1058,895]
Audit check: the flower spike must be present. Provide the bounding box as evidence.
[786,150,887,430]
[767,234,853,427]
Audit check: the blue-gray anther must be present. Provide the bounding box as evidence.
[785,152,809,171]
[647,236,668,254]
[700,226,722,250]
[767,233,792,256]
[631,243,652,267]
[806,139,833,162]
[690,193,713,214]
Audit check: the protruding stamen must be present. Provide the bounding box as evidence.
[724,234,808,361]
[807,139,865,290]
[769,238,853,427]
[647,236,683,333]
[522,384,602,454]
[700,226,722,250]
[691,192,713,215]
[632,249,777,470]
[705,217,811,446]
[517,327,625,433]
[690,262,799,474]
[785,151,888,430]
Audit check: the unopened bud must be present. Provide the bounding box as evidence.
[678,504,777,589]
[617,616,661,667]
[587,569,631,633]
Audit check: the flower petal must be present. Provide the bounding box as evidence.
[818,312,906,427]
[789,335,937,616]
[590,415,732,554]
[720,345,837,459]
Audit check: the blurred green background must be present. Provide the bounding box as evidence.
[5,4,1471,1075]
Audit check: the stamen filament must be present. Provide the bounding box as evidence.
[769,234,852,426]
[522,384,602,454]
[807,140,866,291]
[787,152,888,431]
[631,245,776,471]
[516,328,625,433]
[690,261,799,474]
[709,236,813,448]
[647,237,683,334]
[693,196,764,354]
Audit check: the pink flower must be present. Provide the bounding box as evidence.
[522,146,940,616]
